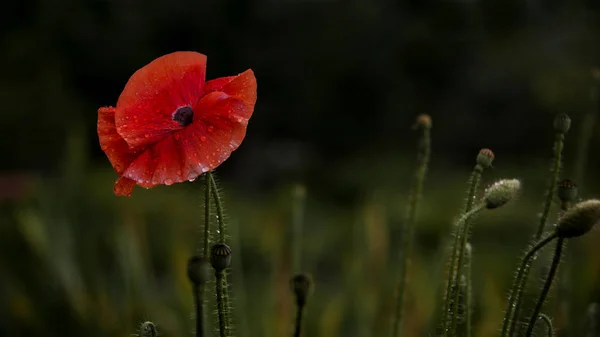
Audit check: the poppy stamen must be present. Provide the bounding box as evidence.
[173,106,194,126]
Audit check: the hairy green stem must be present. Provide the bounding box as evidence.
[293,302,305,337]
[204,174,211,256]
[538,313,555,337]
[215,271,227,337]
[391,124,431,337]
[465,166,483,213]
[464,245,472,337]
[449,204,485,336]
[208,172,233,335]
[536,133,564,239]
[501,233,558,337]
[525,238,565,337]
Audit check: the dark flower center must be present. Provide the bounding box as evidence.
[173,106,194,126]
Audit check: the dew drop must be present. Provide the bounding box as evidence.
[176,170,182,176]
[187,173,197,182]
[207,126,214,133]
[200,136,207,142]
[114,164,122,171]
[165,178,173,185]
[144,134,150,138]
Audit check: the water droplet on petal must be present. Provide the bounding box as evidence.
[144,134,150,138]
[207,126,214,133]
[165,178,173,185]
[176,170,182,176]
[187,172,197,182]
[200,136,207,142]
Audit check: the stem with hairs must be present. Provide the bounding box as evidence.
[391,116,431,337]
[538,313,555,337]
[504,116,568,336]
[449,203,486,336]
[500,233,558,337]
[525,238,565,337]
[294,301,306,337]
[464,244,473,337]
[208,172,233,335]
[215,270,227,337]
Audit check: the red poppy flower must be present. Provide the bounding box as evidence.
[97,51,257,196]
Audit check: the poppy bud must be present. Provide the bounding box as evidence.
[210,243,232,272]
[140,321,158,337]
[556,199,600,239]
[187,255,212,285]
[553,113,571,134]
[290,273,313,307]
[476,148,494,169]
[414,114,432,129]
[557,179,578,204]
[483,179,521,209]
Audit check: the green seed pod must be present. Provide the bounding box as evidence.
[556,199,600,238]
[414,114,432,129]
[187,255,212,285]
[210,243,232,272]
[139,321,158,337]
[483,179,521,209]
[476,148,495,169]
[553,113,571,133]
[290,273,313,306]
[557,179,578,204]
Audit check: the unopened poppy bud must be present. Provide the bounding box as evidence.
[476,148,494,168]
[557,179,578,204]
[140,321,158,337]
[553,113,571,133]
[187,255,212,285]
[483,179,521,209]
[290,273,313,306]
[556,199,600,238]
[414,114,432,129]
[210,243,232,272]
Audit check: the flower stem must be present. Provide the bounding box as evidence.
[391,121,431,337]
[215,270,227,337]
[525,238,565,337]
[500,233,558,337]
[449,203,485,336]
[538,313,555,337]
[208,172,226,243]
[293,301,306,337]
[204,173,212,256]
[464,244,473,337]
[465,166,483,213]
[536,133,565,239]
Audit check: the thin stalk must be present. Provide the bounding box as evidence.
[501,233,558,337]
[293,302,306,337]
[215,271,227,337]
[464,244,473,337]
[465,166,483,213]
[525,238,565,337]
[509,131,565,335]
[208,171,232,333]
[538,313,555,337]
[449,203,486,335]
[204,173,211,255]
[391,123,431,337]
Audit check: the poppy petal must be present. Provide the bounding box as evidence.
[205,69,257,111]
[97,106,140,174]
[150,134,184,185]
[115,51,207,150]
[114,176,136,196]
[122,148,159,188]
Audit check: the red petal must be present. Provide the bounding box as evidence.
[97,106,140,174]
[150,134,184,185]
[205,69,257,111]
[122,148,159,188]
[114,176,136,196]
[115,51,207,150]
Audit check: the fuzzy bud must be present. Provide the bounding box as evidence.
[187,255,212,285]
[476,148,494,169]
[556,199,600,239]
[140,321,158,337]
[557,179,578,204]
[483,179,521,209]
[553,113,571,133]
[414,114,432,129]
[290,273,313,307]
[210,243,232,272]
